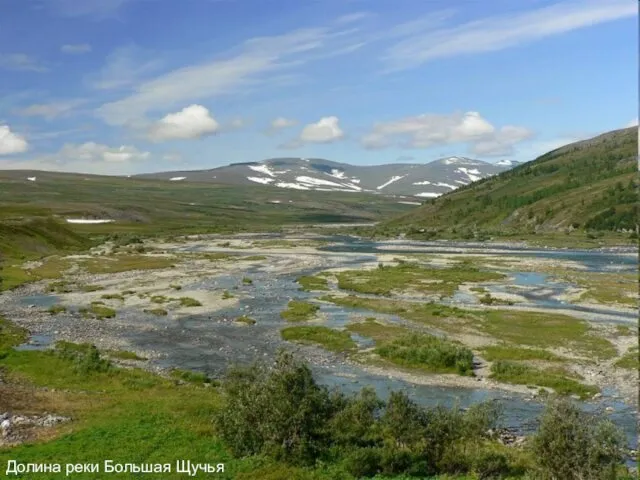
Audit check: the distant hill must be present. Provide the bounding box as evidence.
[135,156,519,197]
[384,127,638,236]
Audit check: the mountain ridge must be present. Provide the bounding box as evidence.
[135,156,519,197]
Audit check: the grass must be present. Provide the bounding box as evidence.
[242,277,253,285]
[203,252,233,261]
[143,308,168,316]
[346,319,407,343]
[336,262,504,297]
[296,275,329,291]
[169,283,182,290]
[151,295,170,303]
[374,333,475,376]
[47,304,67,315]
[222,290,234,299]
[490,361,598,399]
[46,280,73,293]
[242,255,267,261]
[101,293,125,301]
[280,300,320,322]
[178,297,202,307]
[235,316,257,325]
[480,345,564,362]
[106,350,147,361]
[0,315,28,350]
[614,347,639,370]
[80,255,175,274]
[281,326,356,353]
[80,284,104,292]
[321,295,476,334]
[382,127,637,241]
[482,310,617,360]
[79,303,116,320]
[169,368,213,385]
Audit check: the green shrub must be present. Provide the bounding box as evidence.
[178,296,202,307]
[280,300,320,322]
[54,341,111,374]
[376,333,474,375]
[531,397,626,480]
[47,304,67,315]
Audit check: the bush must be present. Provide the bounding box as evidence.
[472,450,511,479]
[213,350,335,465]
[531,397,626,480]
[54,341,111,374]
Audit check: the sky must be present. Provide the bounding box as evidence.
[0,0,637,175]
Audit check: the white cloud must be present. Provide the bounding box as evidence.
[0,142,150,175]
[280,116,344,149]
[16,100,83,119]
[148,104,220,142]
[267,117,298,134]
[0,53,47,72]
[300,116,344,143]
[87,44,163,91]
[382,0,637,71]
[625,118,638,128]
[361,111,533,156]
[96,26,364,127]
[61,44,92,54]
[0,125,29,155]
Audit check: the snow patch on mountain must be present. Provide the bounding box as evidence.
[412,180,432,185]
[415,192,442,198]
[329,169,346,179]
[457,167,482,182]
[249,164,276,177]
[377,175,406,190]
[276,182,309,190]
[436,182,457,189]
[248,177,275,185]
[169,176,186,181]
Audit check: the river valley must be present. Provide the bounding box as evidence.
[1,233,637,453]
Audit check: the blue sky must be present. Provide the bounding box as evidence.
[0,0,636,174]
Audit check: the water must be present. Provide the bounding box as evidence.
[13,237,638,448]
[18,294,59,308]
[15,334,53,351]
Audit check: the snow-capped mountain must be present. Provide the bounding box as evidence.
[136,156,519,198]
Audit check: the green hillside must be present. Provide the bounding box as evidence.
[385,127,638,240]
[0,171,412,235]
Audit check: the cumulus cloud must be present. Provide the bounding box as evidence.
[382,0,637,71]
[0,125,29,155]
[61,43,92,54]
[625,118,638,128]
[148,104,220,142]
[281,116,344,149]
[0,142,150,175]
[300,116,344,143]
[361,111,533,156]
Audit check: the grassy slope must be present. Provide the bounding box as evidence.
[0,171,412,235]
[384,127,637,237]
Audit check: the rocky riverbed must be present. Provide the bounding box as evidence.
[1,234,637,446]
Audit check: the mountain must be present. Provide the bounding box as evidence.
[135,156,519,198]
[384,127,638,235]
